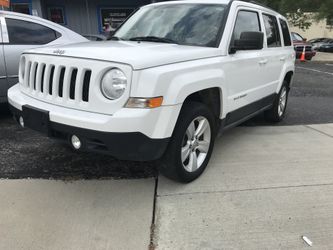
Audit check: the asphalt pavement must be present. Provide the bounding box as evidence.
[1,61,332,179]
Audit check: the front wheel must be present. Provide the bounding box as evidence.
[159,102,216,183]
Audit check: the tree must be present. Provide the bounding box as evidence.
[255,0,333,29]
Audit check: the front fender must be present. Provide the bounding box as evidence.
[131,57,227,117]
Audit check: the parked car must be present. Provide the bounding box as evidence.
[8,0,295,183]
[318,40,333,52]
[83,34,107,41]
[0,11,88,103]
[308,38,332,50]
[291,32,316,60]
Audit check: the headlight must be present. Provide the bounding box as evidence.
[101,68,127,100]
[19,56,26,83]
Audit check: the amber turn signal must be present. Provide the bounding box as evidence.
[125,97,163,109]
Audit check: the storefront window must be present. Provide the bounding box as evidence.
[11,3,30,14]
[47,6,66,25]
[99,8,135,34]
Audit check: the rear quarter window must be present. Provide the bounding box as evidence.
[279,19,292,46]
[5,18,59,45]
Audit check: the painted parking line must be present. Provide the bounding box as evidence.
[296,66,333,76]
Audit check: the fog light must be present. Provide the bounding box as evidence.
[19,116,24,128]
[71,135,82,150]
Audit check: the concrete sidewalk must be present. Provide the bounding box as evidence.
[0,179,155,250]
[154,124,333,250]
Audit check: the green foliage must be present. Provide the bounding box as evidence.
[255,0,333,29]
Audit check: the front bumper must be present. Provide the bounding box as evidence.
[10,104,169,161]
[8,85,182,161]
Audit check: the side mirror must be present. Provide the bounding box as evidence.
[230,31,264,54]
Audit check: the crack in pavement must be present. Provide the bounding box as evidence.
[305,125,333,139]
[157,182,333,198]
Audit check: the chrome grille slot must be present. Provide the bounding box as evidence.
[69,69,78,100]
[40,64,46,93]
[58,67,66,97]
[82,70,91,102]
[48,65,55,95]
[29,62,37,90]
[24,61,32,88]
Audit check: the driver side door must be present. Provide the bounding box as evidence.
[223,9,269,125]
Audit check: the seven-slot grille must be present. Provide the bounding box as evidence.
[22,61,92,102]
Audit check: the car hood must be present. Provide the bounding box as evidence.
[25,41,221,70]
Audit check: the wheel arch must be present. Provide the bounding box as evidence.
[182,87,223,120]
[284,71,294,90]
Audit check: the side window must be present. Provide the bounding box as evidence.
[230,10,261,48]
[5,18,58,45]
[262,14,281,48]
[279,19,292,46]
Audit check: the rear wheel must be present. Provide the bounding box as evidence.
[159,102,216,183]
[265,81,289,122]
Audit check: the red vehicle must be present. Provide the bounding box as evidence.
[291,32,316,60]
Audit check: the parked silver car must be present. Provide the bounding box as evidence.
[0,11,88,103]
[309,38,332,51]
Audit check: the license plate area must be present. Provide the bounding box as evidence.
[22,105,50,135]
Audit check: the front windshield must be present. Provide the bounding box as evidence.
[115,4,227,47]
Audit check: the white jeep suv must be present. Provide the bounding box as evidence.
[8,0,295,183]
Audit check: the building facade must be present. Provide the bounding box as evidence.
[2,0,160,35]
[291,18,333,40]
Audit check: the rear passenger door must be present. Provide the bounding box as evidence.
[3,17,60,89]
[0,16,8,101]
[260,13,285,92]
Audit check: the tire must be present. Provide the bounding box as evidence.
[264,81,289,123]
[159,101,216,183]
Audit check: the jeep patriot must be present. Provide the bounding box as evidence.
[8,0,295,182]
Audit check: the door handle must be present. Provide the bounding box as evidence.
[280,57,286,62]
[259,59,268,65]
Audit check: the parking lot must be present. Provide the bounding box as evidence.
[0,61,333,249]
[1,61,333,180]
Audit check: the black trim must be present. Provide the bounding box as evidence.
[9,105,169,161]
[219,93,276,133]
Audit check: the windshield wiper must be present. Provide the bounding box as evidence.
[128,36,178,44]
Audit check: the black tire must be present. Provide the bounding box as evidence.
[264,81,289,123]
[159,101,216,183]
